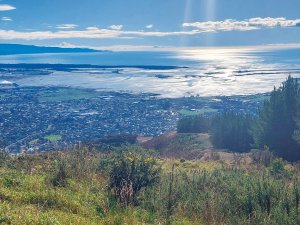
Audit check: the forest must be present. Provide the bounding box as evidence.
[178,76,300,161]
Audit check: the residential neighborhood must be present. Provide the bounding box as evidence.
[0,86,264,153]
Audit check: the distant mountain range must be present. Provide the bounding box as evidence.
[0,44,104,55]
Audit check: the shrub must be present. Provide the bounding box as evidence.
[269,158,291,178]
[67,147,91,179]
[109,151,161,206]
[251,146,275,167]
[0,149,11,167]
[98,153,116,175]
[51,160,68,187]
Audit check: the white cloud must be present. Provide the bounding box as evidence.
[86,26,99,30]
[56,24,78,29]
[0,17,299,41]
[0,4,15,11]
[109,25,123,30]
[146,24,153,29]
[0,27,198,40]
[0,28,123,40]
[183,17,300,32]
[1,17,12,21]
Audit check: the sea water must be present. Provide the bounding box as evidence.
[0,46,300,98]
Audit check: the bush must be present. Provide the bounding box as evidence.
[0,150,11,167]
[67,147,91,179]
[109,151,161,206]
[269,158,292,178]
[251,146,275,167]
[51,159,68,187]
[141,168,300,224]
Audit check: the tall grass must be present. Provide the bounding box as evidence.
[0,148,299,224]
[141,166,300,225]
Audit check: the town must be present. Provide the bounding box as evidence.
[0,85,265,153]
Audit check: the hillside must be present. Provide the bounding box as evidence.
[140,132,250,161]
[0,44,101,55]
[0,146,299,224]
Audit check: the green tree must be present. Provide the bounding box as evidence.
[293,100,300,145]
[254,76,300,161]
[211,111,254,152]
[177,115,210,133]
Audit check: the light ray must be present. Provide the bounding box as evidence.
[180,0,193,46]
[205,0,216,21]
[204,0,216,46]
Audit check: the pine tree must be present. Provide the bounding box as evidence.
[211,112,254,152]
[254,76,300,161]
[293,96,300,145]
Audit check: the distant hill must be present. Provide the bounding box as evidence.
[0,44,102,55]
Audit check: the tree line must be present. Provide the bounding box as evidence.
[177,76,300,161]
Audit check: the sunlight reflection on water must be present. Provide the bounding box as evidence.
[1,47,300,98]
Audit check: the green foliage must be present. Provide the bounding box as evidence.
[50,155,68,187]
[177,115,211,133]
[293,104,300,145]
[141,167,300,225]
[269,158,294,178]
[109,151,161,206]
[44,135,62,142]
[269,158,285,175]
[0,149,299,224]
[177,76,300,160]
[210,112,254,152]
[294,130,300,145]
[0,150,11,167]
[50,159,68,187]
[177,112,254,153]
[66,147,91,179]
[254,76,300,161]
[98,153,116,174]
[177,76,300,161]
[251,146,275,167]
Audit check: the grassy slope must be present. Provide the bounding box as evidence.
[0,147,299,225]
[0,168,165,225]
[142,132,215,159]
[0,154,203,225]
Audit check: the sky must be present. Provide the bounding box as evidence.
[0,0,300,49]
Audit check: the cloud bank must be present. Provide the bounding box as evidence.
[0,17,299,40]
[183,17,300,32]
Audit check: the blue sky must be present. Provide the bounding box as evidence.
[0,0,300,49]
